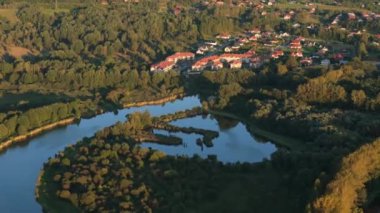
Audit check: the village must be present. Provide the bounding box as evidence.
[150,29,358,74]
[150,0,380,74]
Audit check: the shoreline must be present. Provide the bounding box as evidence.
[208,109,305,150]
[35,98,305,213]
[0,93,185,153]
[0,118,76,153]
[35,170,44,200]
[122,93,184,108]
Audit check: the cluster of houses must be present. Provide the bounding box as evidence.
[331,12,380,25]
[270,36,316,66]
[150,47,269,73]
[283,10,296,21]
[150,0,380,74]
[289,37,304,58]
[99,0,139,5]
[287,36,353,66]
[268,37,304,60]
[191,52,257,72]
[150,51,261,73]
[201,0,276,8]
[150,26,356,73]
[150,52,195,72]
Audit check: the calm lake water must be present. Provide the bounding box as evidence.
[141,115,276,163]
[0,96,276,213]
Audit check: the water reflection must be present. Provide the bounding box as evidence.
[213,115,240,130]
[141,115,277,163]
[0,96,201,213]
[0,96,276,212]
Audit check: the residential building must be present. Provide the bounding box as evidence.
[291,50,303,58]
[230,60,242,69]
[150,61,175,72]
[321,59,331,66]
[166,52,195,62]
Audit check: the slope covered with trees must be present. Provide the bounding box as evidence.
[0,100,96,142]
[192,58,380,212]
[313,138,380,213]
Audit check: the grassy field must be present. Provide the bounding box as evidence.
[0,7,70,23]
[274,3,371,13]
[0,9,18,23]
[5,45,32,58]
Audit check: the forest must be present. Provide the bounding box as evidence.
[193,56,380,212]
[313,137,380,212]
[0,0,379,212]
[0,1,249,145]
[0,100,96,141]
[37,110,314,212]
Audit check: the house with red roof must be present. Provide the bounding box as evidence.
[253,3,264,10]
[166,52,195,63]
[220,53,252,62]
[290,39,302,49]
[172,5,182,16]
[238,38,249,43]
[250,28,261,34]
[291,50,303,58]
[151,52,194,72]
[216,33,231,40]
[246,49,256,55]
[150,61,175,72]
[284,14,292,20]
[290,39,301,45]
[191,55,220,71]
[229,60,242,69]
[271,50,284,59]
[249,35,258,41]
[348,13,356,20]
[211,61,224,70]
[191,51,255,72]
[191,63,205,71]
[300,58,313,66]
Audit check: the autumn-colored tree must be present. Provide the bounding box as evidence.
[351,90,367,108]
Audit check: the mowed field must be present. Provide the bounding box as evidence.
[0,9,18,23]
[0,7,70,23]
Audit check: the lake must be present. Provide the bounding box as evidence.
[0,96,276,213]
[141,114,276,163]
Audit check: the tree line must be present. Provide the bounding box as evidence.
[0,100,96,142]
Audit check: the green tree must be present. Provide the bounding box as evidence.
[286,56,299,69]
[0,124,9,139]
[351,90,367,108]
[276,63,288,76]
